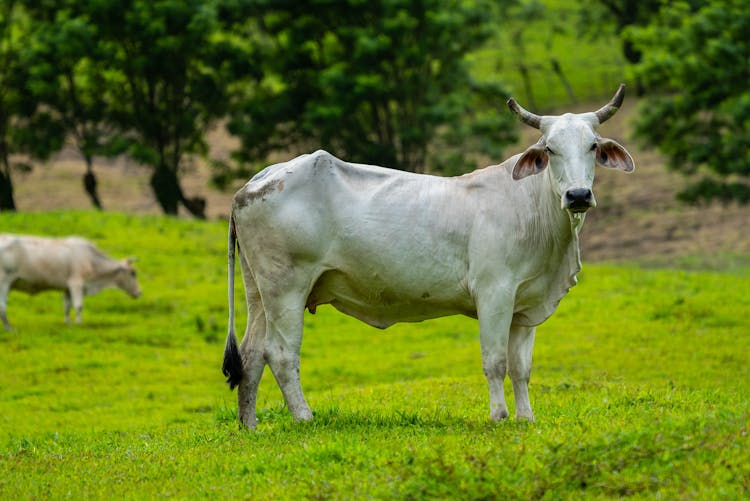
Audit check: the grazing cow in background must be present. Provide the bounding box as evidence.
[223,84,635,428]
[0,235,141,330]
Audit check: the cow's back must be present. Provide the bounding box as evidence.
[231,151,487,326]
[0,235,78,292]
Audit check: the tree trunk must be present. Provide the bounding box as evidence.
[0,155,16,211]
[150,164,182,215]
[622,39,645,96]
[83,156,103,210]
[150,164,206,218]
[182,195,206,219]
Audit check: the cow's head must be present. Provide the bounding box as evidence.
[115,258,142,298]
[507,84,634,214]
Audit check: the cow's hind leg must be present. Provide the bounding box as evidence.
[233,254,268,429]
[237,289,267,429]
[262,290,312,422]
[63,290,72,323]
[509,324,535,421]
[67,282,84,323]
[0,280,11,330]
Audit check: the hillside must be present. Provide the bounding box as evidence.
[8,98,750,263]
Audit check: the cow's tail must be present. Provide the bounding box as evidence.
[222,214,243,390]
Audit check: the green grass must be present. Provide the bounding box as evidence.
[1,211,749,499]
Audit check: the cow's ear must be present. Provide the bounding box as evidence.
[596,138,634,172]
[512,143,549,180]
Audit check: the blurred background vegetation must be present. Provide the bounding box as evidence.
[0,0,747,217]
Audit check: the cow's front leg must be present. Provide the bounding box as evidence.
[509,324,536,421]
[478,294,514,421]
[67,283,84,323]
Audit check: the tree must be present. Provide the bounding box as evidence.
[0,0,26,211]
[88,0,254,216]
[226,0,516,177]
[628,0,750,203]
[504,0,579,110]
[19,1,111,209]
[578,1,660,63]
[574,1,709,95]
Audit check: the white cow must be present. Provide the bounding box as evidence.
[0,234,141,329]
[223,85,634,427]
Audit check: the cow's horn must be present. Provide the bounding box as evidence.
[507,97,541,129]
[594,83,626,124]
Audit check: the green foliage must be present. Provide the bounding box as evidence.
[88,0,255,215]
[15,1,111,207]
[16,3,102,198]
[628,0,750,204]
[2,0,633,208]
[470,0,626,111]
[227,0,517,175]
[0,0,31,210]
[1,211,749,498]
[574,0,662,83]
[10,0,256,215]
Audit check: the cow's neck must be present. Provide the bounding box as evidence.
[83,258,122,295]
[511,172,585,326]
[562,210,585,287]
[530,171,584,253]
[542,170,584,273]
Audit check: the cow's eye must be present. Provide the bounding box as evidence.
[545,146,556,155]
[590,143,597,151]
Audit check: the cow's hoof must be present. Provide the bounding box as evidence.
[293,409,314,422]
[490,408,510,421]
[239,414,257,430]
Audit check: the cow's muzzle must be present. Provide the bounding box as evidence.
[564,188,595,213]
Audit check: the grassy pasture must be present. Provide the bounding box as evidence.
[1,211,748,499]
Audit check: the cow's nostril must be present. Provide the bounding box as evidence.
[566,188,592,202]
[565,188,593,212]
